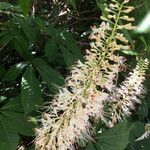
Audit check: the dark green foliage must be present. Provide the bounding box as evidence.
[0,96,34,150]
[87,121,133,150]
[0,0,150,149]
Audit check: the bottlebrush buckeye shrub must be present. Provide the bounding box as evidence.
[35,0,149,149]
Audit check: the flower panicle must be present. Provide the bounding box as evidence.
[107,59,149,127]
[35,0,137,149]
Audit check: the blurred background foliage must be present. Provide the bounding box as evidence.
[0,0,150,149]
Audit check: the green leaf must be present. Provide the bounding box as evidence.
[0,111,34,136]
[60,31,82,66]
[0,33,14,46]
[0,96,7,103]
[0,96,34,150]
[5,62,28,81]
[96,0,107,17]
[12,35,32,60]
[0,2,20,12]
[0,96,23,112]
[45,25,58,38]
[139,36,149,50]
[67,0,76,10]
[0,65,6,76]
[0,116,19,150]
[130,122,145,142]
[15,16,37,42]
[17,0,30,16]
[21,65,42,114]
[60,46,75,66]
[134,138,150,150]
[137,100,149,120]
[0,2,14,10]
[87,143,97,150]
[122,50,137,56]
[33,58,64,92]
[45,38,58,61]
[95,121,134,150]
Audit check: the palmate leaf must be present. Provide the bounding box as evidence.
[21,65,42,114]
[0,96,34,150]
[33,58,64,92]
[87,121,134,150]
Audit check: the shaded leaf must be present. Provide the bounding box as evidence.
[21,65,42,114]
[87,143,97,150]
[0,96,23,112]
[60,31,82,66]
[45,38,58,61]
[60,46,75,66]
[0,65,6,76]
[0,117,19,150]
[96,0,107,17]
[15,16,37,42]
[33,58,64,92]
[0,96,34,149]
[130,122,145,142]
[134,138,150,150]
[5,62,28,81]
[12,35,32,60]
[0,33,14,46]
[67,0,76,10]
[17,0,30,16]
[95,121,133,150]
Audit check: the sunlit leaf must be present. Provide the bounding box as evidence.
[136,12,150,33]
[122,50,137,56]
